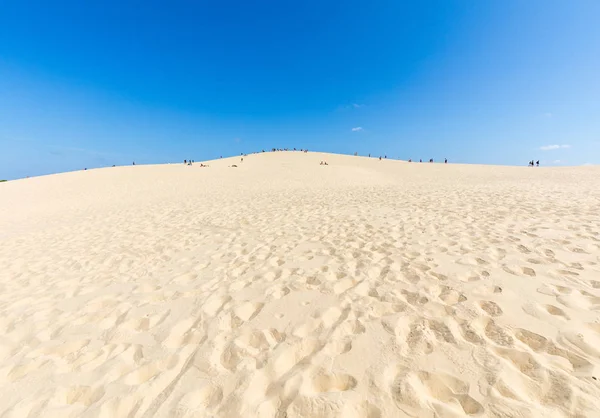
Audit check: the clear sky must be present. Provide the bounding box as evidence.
[1,1,599,179]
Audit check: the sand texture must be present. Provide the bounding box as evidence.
[1,152,600,417]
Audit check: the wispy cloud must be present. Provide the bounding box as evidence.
[351,127,363,132]
[337,103,365,111]
[540,144,570,151]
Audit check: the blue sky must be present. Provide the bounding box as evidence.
[1,1,599,179]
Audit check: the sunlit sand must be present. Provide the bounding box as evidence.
[1,152,599,417]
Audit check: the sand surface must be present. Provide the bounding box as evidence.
[1,152,600,417]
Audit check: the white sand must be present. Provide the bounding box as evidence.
[1,152,599,417]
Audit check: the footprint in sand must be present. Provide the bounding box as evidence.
[428,319,457,344]
[293,317,322,338]
[558,327,600,358]
[459,321,485,345]
[234,301,264,321]
[401,290,429,306]
[391,369,484,416]
[484,320,514,347]
[309,372,357,393]
[202,295,232,317]
[545,304,569,319]
[514,328,548,352]
[404,319,435,354]
[219,343,245,371]
[266,285,290,300]
[546,342,592,372]
[522,303,571,322]
[479,301,503,317]
[178,383,223,410]
[164,317,204,348]
[494,347,544,380]
[521,267,536,277]
[324,338,353,356]
[270,339,321,379]
[333,277,357,294]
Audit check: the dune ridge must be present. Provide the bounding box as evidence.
[1,152,599,417]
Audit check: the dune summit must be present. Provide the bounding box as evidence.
[1,151,599,417]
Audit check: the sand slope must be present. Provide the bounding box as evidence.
[1,152,599,417]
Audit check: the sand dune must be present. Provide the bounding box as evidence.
[1,152,599,417]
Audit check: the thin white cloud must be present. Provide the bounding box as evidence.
[336,103,365,111]
[553,160,561,164]
[351,127,363,132]
[540,144,570,151]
